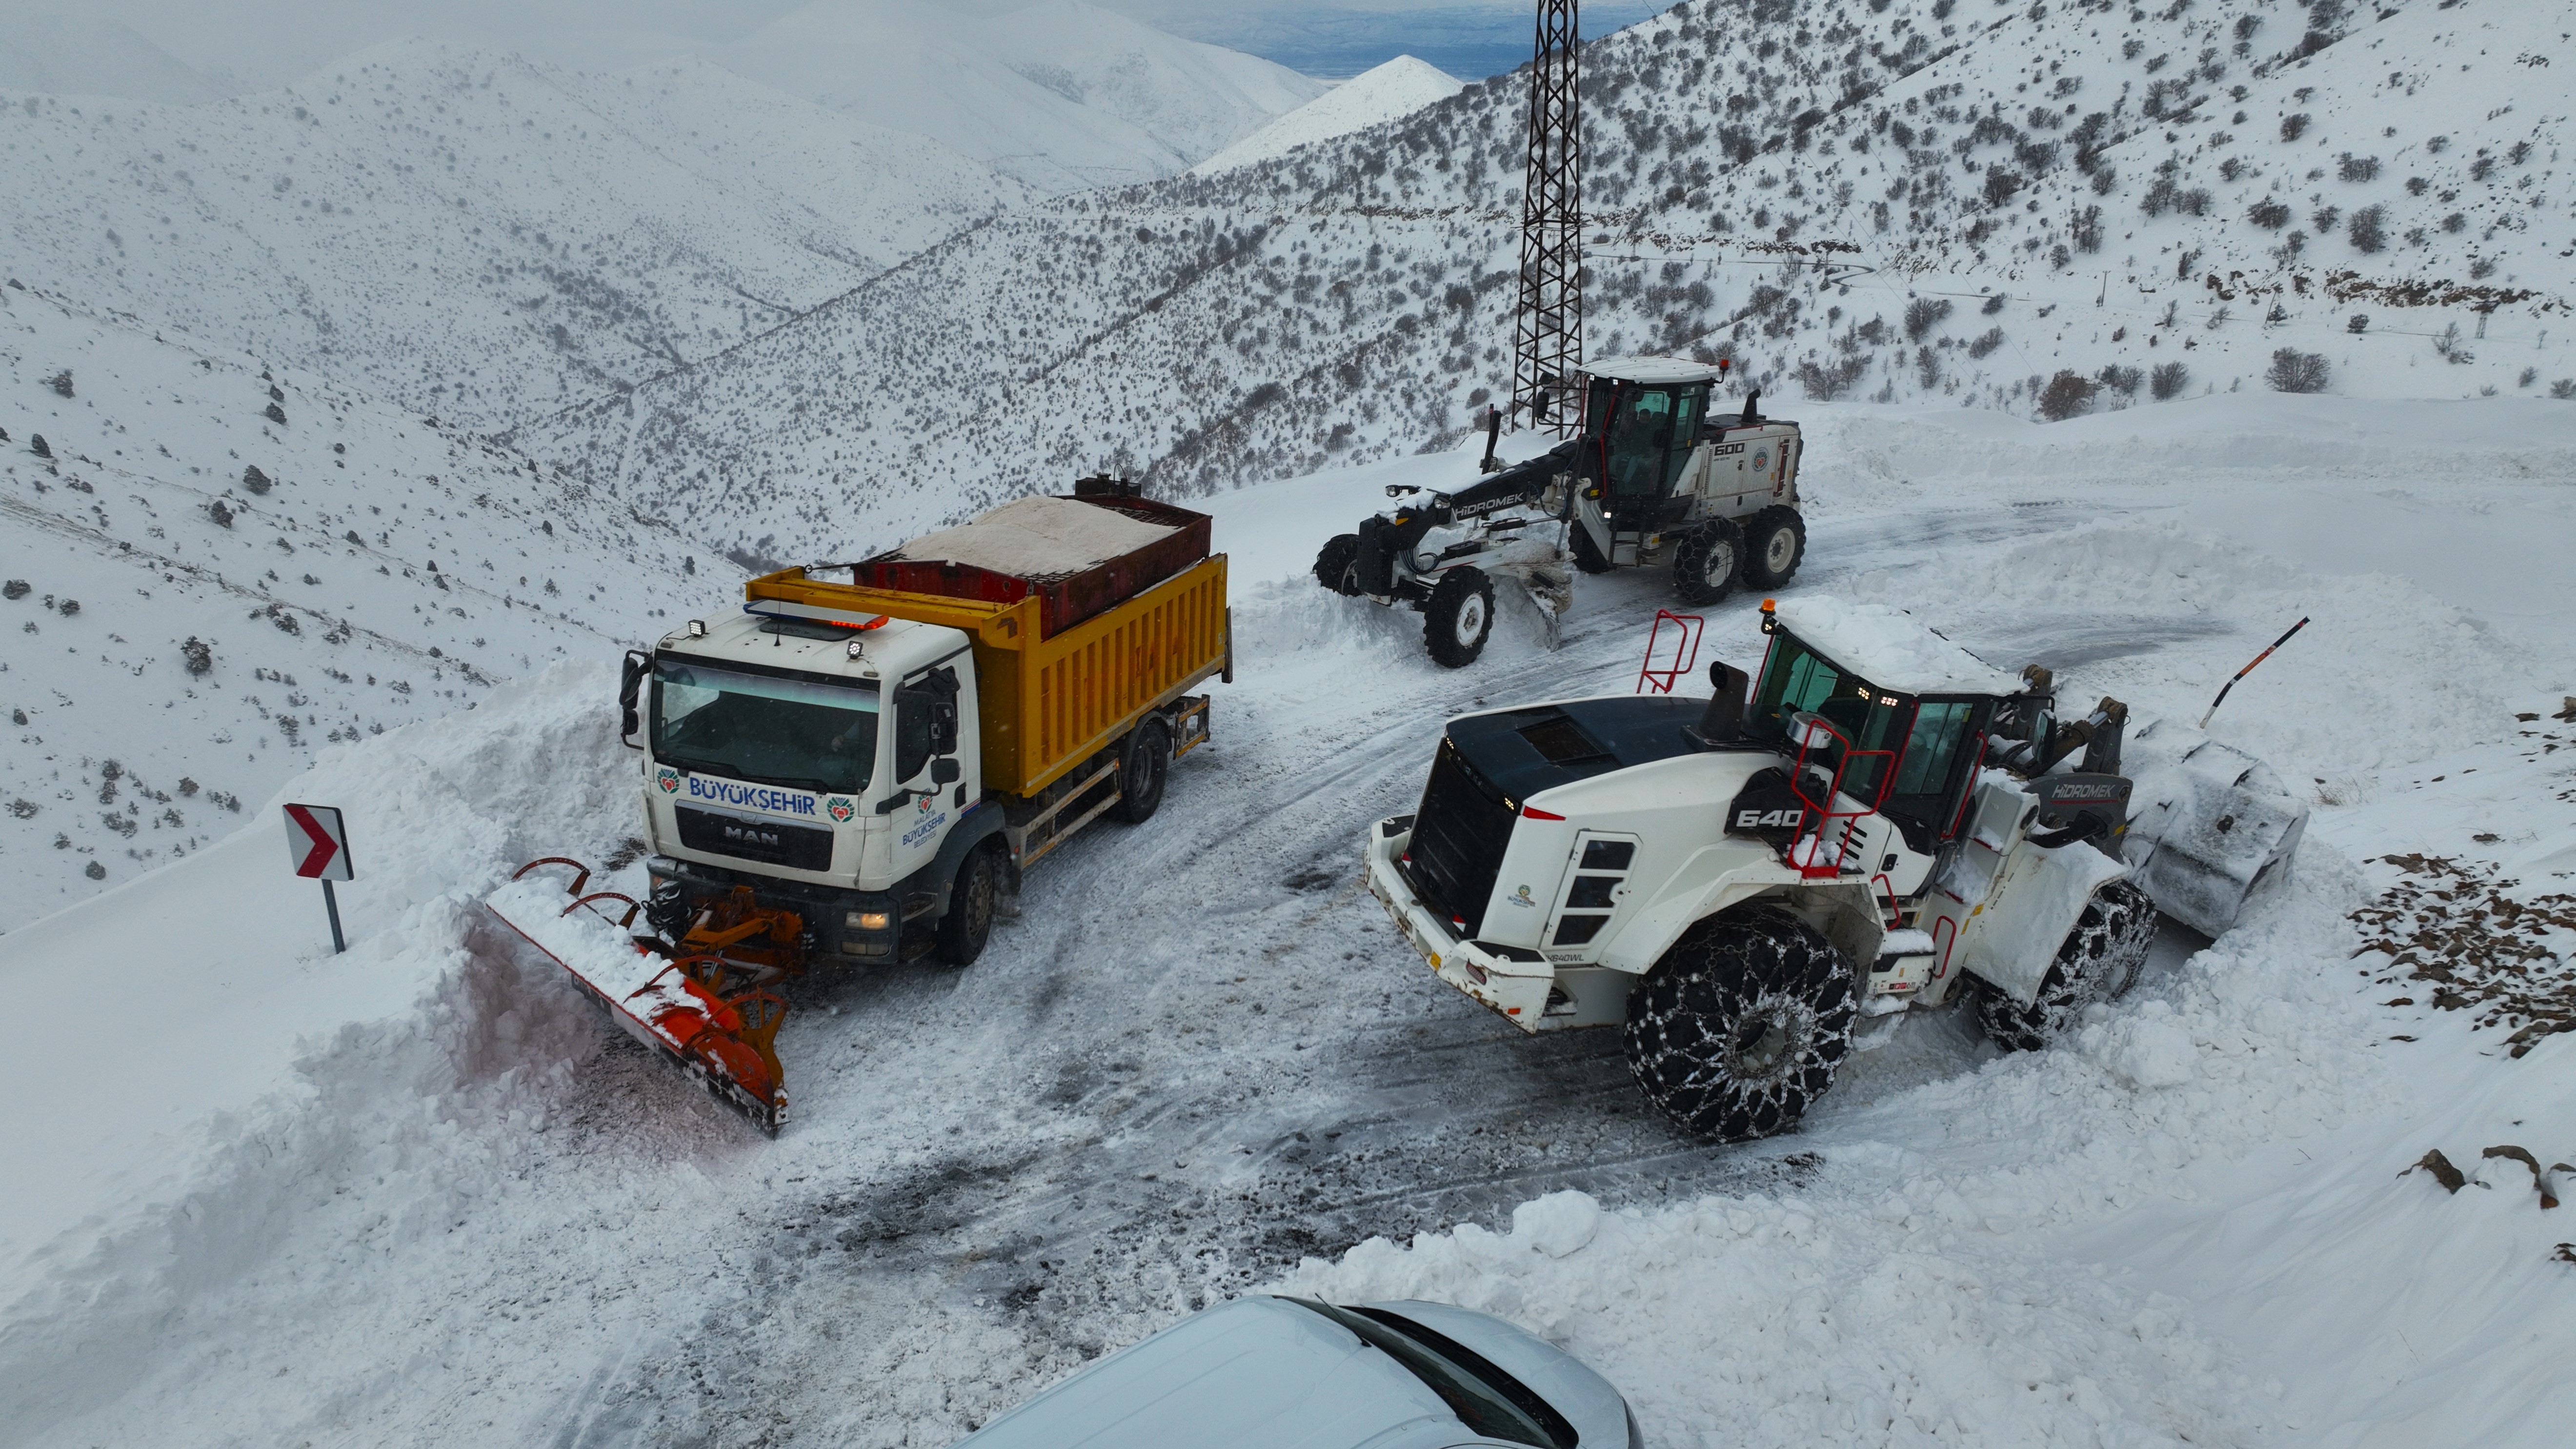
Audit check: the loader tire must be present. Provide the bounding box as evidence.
[1423,566,1495,668]
[1114,718,1171,825]
[1569,520,1615,574]
[1740,507,1807,590]
[1671,523,1742,606]
[1314,533,1363,596]
[1623,906,1856,1142]
[1975,880,2158,1051]
[935,843,1000,967]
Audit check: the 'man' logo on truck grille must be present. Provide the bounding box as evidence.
[675,805,834,871]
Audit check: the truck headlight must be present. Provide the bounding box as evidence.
[845,910,890,931]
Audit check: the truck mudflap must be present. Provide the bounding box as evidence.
[1363,817,1555,1031]
[2118,719,2309,939]
[487,859,792,1136]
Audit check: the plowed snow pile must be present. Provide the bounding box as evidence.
[2,395,2573,1447]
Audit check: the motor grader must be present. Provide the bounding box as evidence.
[1363,597,2307,1141]
[1313,357,1810,667]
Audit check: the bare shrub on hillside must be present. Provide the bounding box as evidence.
[2267,348,2331,393]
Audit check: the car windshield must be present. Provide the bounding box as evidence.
[1288,1299,1577,1449]
[652,657,878,794]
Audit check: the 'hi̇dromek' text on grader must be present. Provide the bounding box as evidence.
[488,480,1230,1134]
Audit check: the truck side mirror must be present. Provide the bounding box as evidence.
[930,757,961,785]
[618,650,649,750]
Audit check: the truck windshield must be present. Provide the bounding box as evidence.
[652,658,878,794]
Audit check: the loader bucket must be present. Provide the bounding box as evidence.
[2118,719,2309,939]
[485,860,796,1136]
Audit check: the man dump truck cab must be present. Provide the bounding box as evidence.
[1567,356,1808,606]
[1313,357,1809,667]
[488,483,1229,1133]
[1363,596,2307,1142]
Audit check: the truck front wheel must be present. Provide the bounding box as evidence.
[935,843,1001,966]
[1975,880,2156,1051]
[1623,906,1856,1142]
[1114,718,1171,824]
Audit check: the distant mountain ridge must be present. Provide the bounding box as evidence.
[511,0,2576,568]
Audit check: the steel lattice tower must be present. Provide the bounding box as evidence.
[1512,0,1582,436]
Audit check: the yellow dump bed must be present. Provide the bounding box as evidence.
[743,555,1229,798]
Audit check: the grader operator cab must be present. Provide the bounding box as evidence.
[1314,357,1809,667]
[1364,597,2307,1142]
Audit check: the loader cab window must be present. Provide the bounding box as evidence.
[653,659,879,794]
[1747,633,1906,802]
[1882,699,1987,848]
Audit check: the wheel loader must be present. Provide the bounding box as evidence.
[1313,357,1809,667]
[1362,597,2308,1141]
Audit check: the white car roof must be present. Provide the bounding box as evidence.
[1770,596,2023,696]
[954,1296,1456,1449]
[1584,354,1730,385]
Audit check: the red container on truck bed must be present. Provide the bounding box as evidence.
[846,489,1210,640]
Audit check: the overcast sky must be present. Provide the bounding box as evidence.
[1,0,1668,85]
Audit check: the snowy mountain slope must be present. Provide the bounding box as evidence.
[0,40,1034,431]
[0,12,221,105]
[4,392,2571,1446]
[712,0,1327,193]
[0,281,735,920]
[516,0,2576,563]
[1191,55,1464,176]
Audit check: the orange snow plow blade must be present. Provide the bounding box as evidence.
[486,860,802,1136]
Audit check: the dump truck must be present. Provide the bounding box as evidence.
[1314,357,1809,665]
[488,481,1231,1132]
[1363,596,2306,1142]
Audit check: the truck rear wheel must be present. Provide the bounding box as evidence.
[1672,523,1741,606]
[1314,533,1362,595]
[1623,906,1855,1142]
[1114,718,1171,824]
[1976,880,2156,1050]
[1740,507,1806,589]
[1423,566,1494,668]
[935,843,1000,966]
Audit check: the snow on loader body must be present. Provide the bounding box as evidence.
[490,480,1231,1134]
[1315,356,1808,666]
[1363,596,2307,1142]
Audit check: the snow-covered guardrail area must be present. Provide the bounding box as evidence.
[3,394,2572,1447]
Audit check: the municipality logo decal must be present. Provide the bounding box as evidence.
[826,796,856,823]
[1508,885,1537,907]
[655,766,682,794]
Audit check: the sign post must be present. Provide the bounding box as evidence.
[283,803,353,953]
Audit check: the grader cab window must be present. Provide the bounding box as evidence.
[1586,382,1708,514]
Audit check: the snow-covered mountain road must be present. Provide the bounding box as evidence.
[4,395,2572,1447]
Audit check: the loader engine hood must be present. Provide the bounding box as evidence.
[1404,694,1710,937]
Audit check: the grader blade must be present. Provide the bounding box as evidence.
[485,860,799,1136]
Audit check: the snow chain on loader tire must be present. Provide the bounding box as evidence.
[1423,565,1495,668]
[1623,905,1857,1142]
[1975,879,2158,1051]
[1740,506,1807,590]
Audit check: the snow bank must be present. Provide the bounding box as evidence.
[1190,56,1462,176]
[1279,848,2576,1447]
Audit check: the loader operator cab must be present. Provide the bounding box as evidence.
[1741,602,2007,855]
